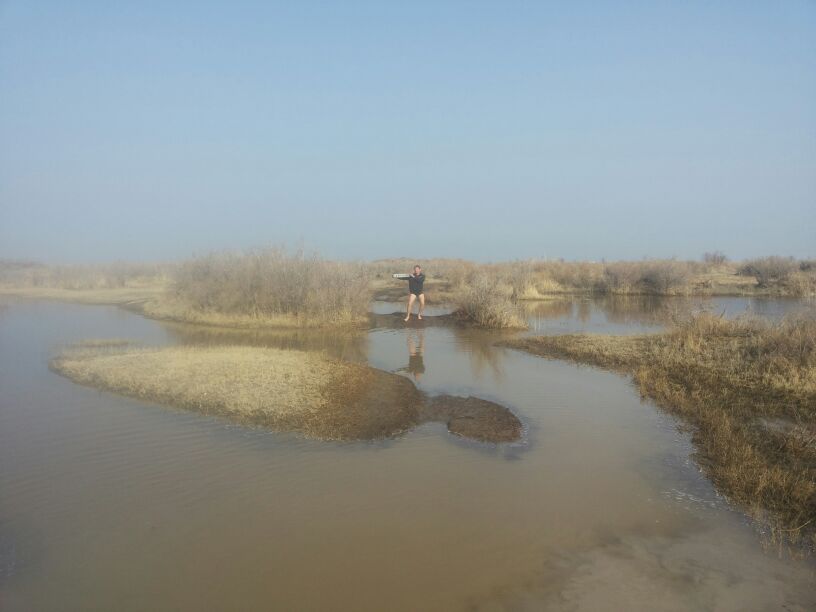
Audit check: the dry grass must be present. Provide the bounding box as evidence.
[738,256,816,296]
[51,343,421,440]
[159,248,371,328]
[51,342,523,443]
[0,259,169,305]
[4,255,813,329]
[503,312,816,543]
[0,284,166,305]
[453,277,528,329]
[0,259,171,290]
[385,256,815,300]
[429,258,815,299]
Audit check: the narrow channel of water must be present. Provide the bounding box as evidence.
[0,297,813,611]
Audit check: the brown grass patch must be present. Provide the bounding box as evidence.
[0,284,166,305]
[51,344,421,440]
[164,248,371,328]
[51,343,522,443]
[453,278,528,329]
[502,313,816,544]
[0,259,171,290]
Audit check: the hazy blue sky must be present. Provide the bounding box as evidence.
[1,1,814,263]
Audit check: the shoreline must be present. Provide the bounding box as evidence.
[500,313,816,545]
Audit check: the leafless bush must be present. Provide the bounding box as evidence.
[600,262,643,293]
[454,277,527,329]
[738,256,798,287]
[703,251,728,266]
[505,260,538,299]
[171,248,370,325]
[543,260,604,291]
[638,261,692,294]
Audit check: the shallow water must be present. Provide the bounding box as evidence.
[0,297,814,611]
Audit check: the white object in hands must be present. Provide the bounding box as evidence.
[392,273,411,279]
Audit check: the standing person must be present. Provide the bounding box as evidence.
[401,265,425,322]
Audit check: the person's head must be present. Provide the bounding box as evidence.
[413,264,422,275]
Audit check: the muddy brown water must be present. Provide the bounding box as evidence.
[1,296,814,611]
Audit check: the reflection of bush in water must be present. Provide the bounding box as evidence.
[162,321,370,363]
[596,295,683,326]
[519,296,690,328]
[451,327,514,382]
[519,299,574,320]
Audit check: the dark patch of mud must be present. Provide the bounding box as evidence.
[307,370,523,444]
[368,311,464,329]
[421,395,524,443]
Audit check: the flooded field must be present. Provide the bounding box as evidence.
[1,297,814,611]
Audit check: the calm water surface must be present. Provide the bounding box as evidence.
[0,297,814,611]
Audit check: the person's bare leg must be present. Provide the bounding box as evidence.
[418,294,425,319]
[405,294,416,322]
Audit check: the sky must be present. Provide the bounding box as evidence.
[1,1,814,263]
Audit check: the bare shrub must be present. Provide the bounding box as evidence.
[703,251,728,266]
[738,256,798,287]
[597,260,692,295]
[638,260,692,294]
[505,260,539,299]
[600,262,643,293]
[170,248,370,325]
[539,260,603,292]
[454,277,527,329]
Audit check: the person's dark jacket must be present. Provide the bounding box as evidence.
[403,273,425,294]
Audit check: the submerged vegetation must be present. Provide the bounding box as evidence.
[51,342,522,443]
[503,312,816,542]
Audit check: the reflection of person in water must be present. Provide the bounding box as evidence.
[406,330,426,381]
